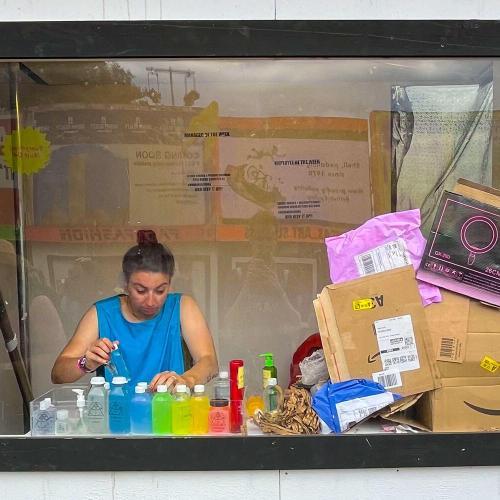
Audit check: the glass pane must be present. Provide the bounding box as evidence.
[0,57,496,435]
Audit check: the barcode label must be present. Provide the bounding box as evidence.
[374,315,420,373]
[372,369,402,389]
[336,392,395,432]
[355,238,411,277]
[439,337,456,359]
[361,254,375,274]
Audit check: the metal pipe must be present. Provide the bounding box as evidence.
[7,63,30,377]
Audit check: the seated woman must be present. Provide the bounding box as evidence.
[52,230,218,391]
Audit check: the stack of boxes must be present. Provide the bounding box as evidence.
[314,179,500,432]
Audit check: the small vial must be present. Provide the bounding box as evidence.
[55,409,70,435]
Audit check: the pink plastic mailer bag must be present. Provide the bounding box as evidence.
[325,209,441,306]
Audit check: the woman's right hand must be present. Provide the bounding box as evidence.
[84,338,115,371]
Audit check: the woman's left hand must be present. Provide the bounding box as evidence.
[149,371,189,392]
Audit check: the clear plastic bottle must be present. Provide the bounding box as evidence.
[172,384,192,435]
[72,389,87,435]
[191,384,209,435]
[55,409,70,435]
[263,378,283,415]
[152,385,173,435]
[213,371,230,401]
[32,399,56,436]
[130,385,152,434]
[108,376,130,434]
[86,376,108,434]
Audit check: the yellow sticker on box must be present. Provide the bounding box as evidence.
[352,298,375,311]
[480,355,500,373]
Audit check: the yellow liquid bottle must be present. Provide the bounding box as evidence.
[171,384,192,435]
[191,384,209,435]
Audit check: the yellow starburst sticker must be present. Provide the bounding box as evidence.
[1,127,51,174]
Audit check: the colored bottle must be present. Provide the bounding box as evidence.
[131,386,152,434]
[259,353,277,389]
[72,389,87,435]
[263,378,283,415]
[32,399,56,435]
[208,399,230,434]
[229,359,245,433]
[191,384,209,435]
[106,342,131,382]
[55,409,70,436]
[213,371,230,401]
[152,385,173,435]
[172,384,192,435]
[86,376,108,434]
[108,376,130,434]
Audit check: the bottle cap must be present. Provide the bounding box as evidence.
[104,382,110,390]
[219,371,228,379]
[112,376,127,385]
[90,376,105,385]
[210,398,229,407]
[135,386,146,394]
[176,384,187,393]
[39,400,49,411]
[194,384,204,393]
[157,385,168,393]
[267,378,277,386]
[137,382,148,388]
[259,353,275,367]
[43,397,53,406]
[57,409,69,420]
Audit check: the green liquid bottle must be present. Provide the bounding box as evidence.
[172,384,192,435]
[152,385,173,435]
[259,353,277,389]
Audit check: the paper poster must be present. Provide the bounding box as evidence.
[219,137,371,224]
[126,143,206,226]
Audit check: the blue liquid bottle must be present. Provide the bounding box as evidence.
[106,342,131,382]
[108,376,130,434]
[130,385,152,434]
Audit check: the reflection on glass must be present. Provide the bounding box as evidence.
[0,58,498,435]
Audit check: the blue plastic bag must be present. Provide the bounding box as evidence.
[312,379,401,433]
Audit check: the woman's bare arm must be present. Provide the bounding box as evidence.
[51,306,113,383]
[149,295,219,391]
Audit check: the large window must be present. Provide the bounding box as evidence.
[0,55,498,435]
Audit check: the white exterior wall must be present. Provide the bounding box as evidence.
[1,1,499,498]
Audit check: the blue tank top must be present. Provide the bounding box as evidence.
[95,293,185,387]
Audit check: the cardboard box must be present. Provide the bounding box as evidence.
[425,289,500,374]
[314,266,441,397]
[417,289,500,431]
[417,179,500,307]
[417,378,500,432]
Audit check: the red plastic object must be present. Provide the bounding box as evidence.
[289,333,322,386]
[229,359,244,433]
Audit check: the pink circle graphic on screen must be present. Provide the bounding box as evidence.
[460,216,498,253]
[460,216,498,265]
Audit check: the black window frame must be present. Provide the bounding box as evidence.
[1,20,500,471]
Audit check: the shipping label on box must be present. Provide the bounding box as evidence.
[314,266,441,397]
[417,188,500,306]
